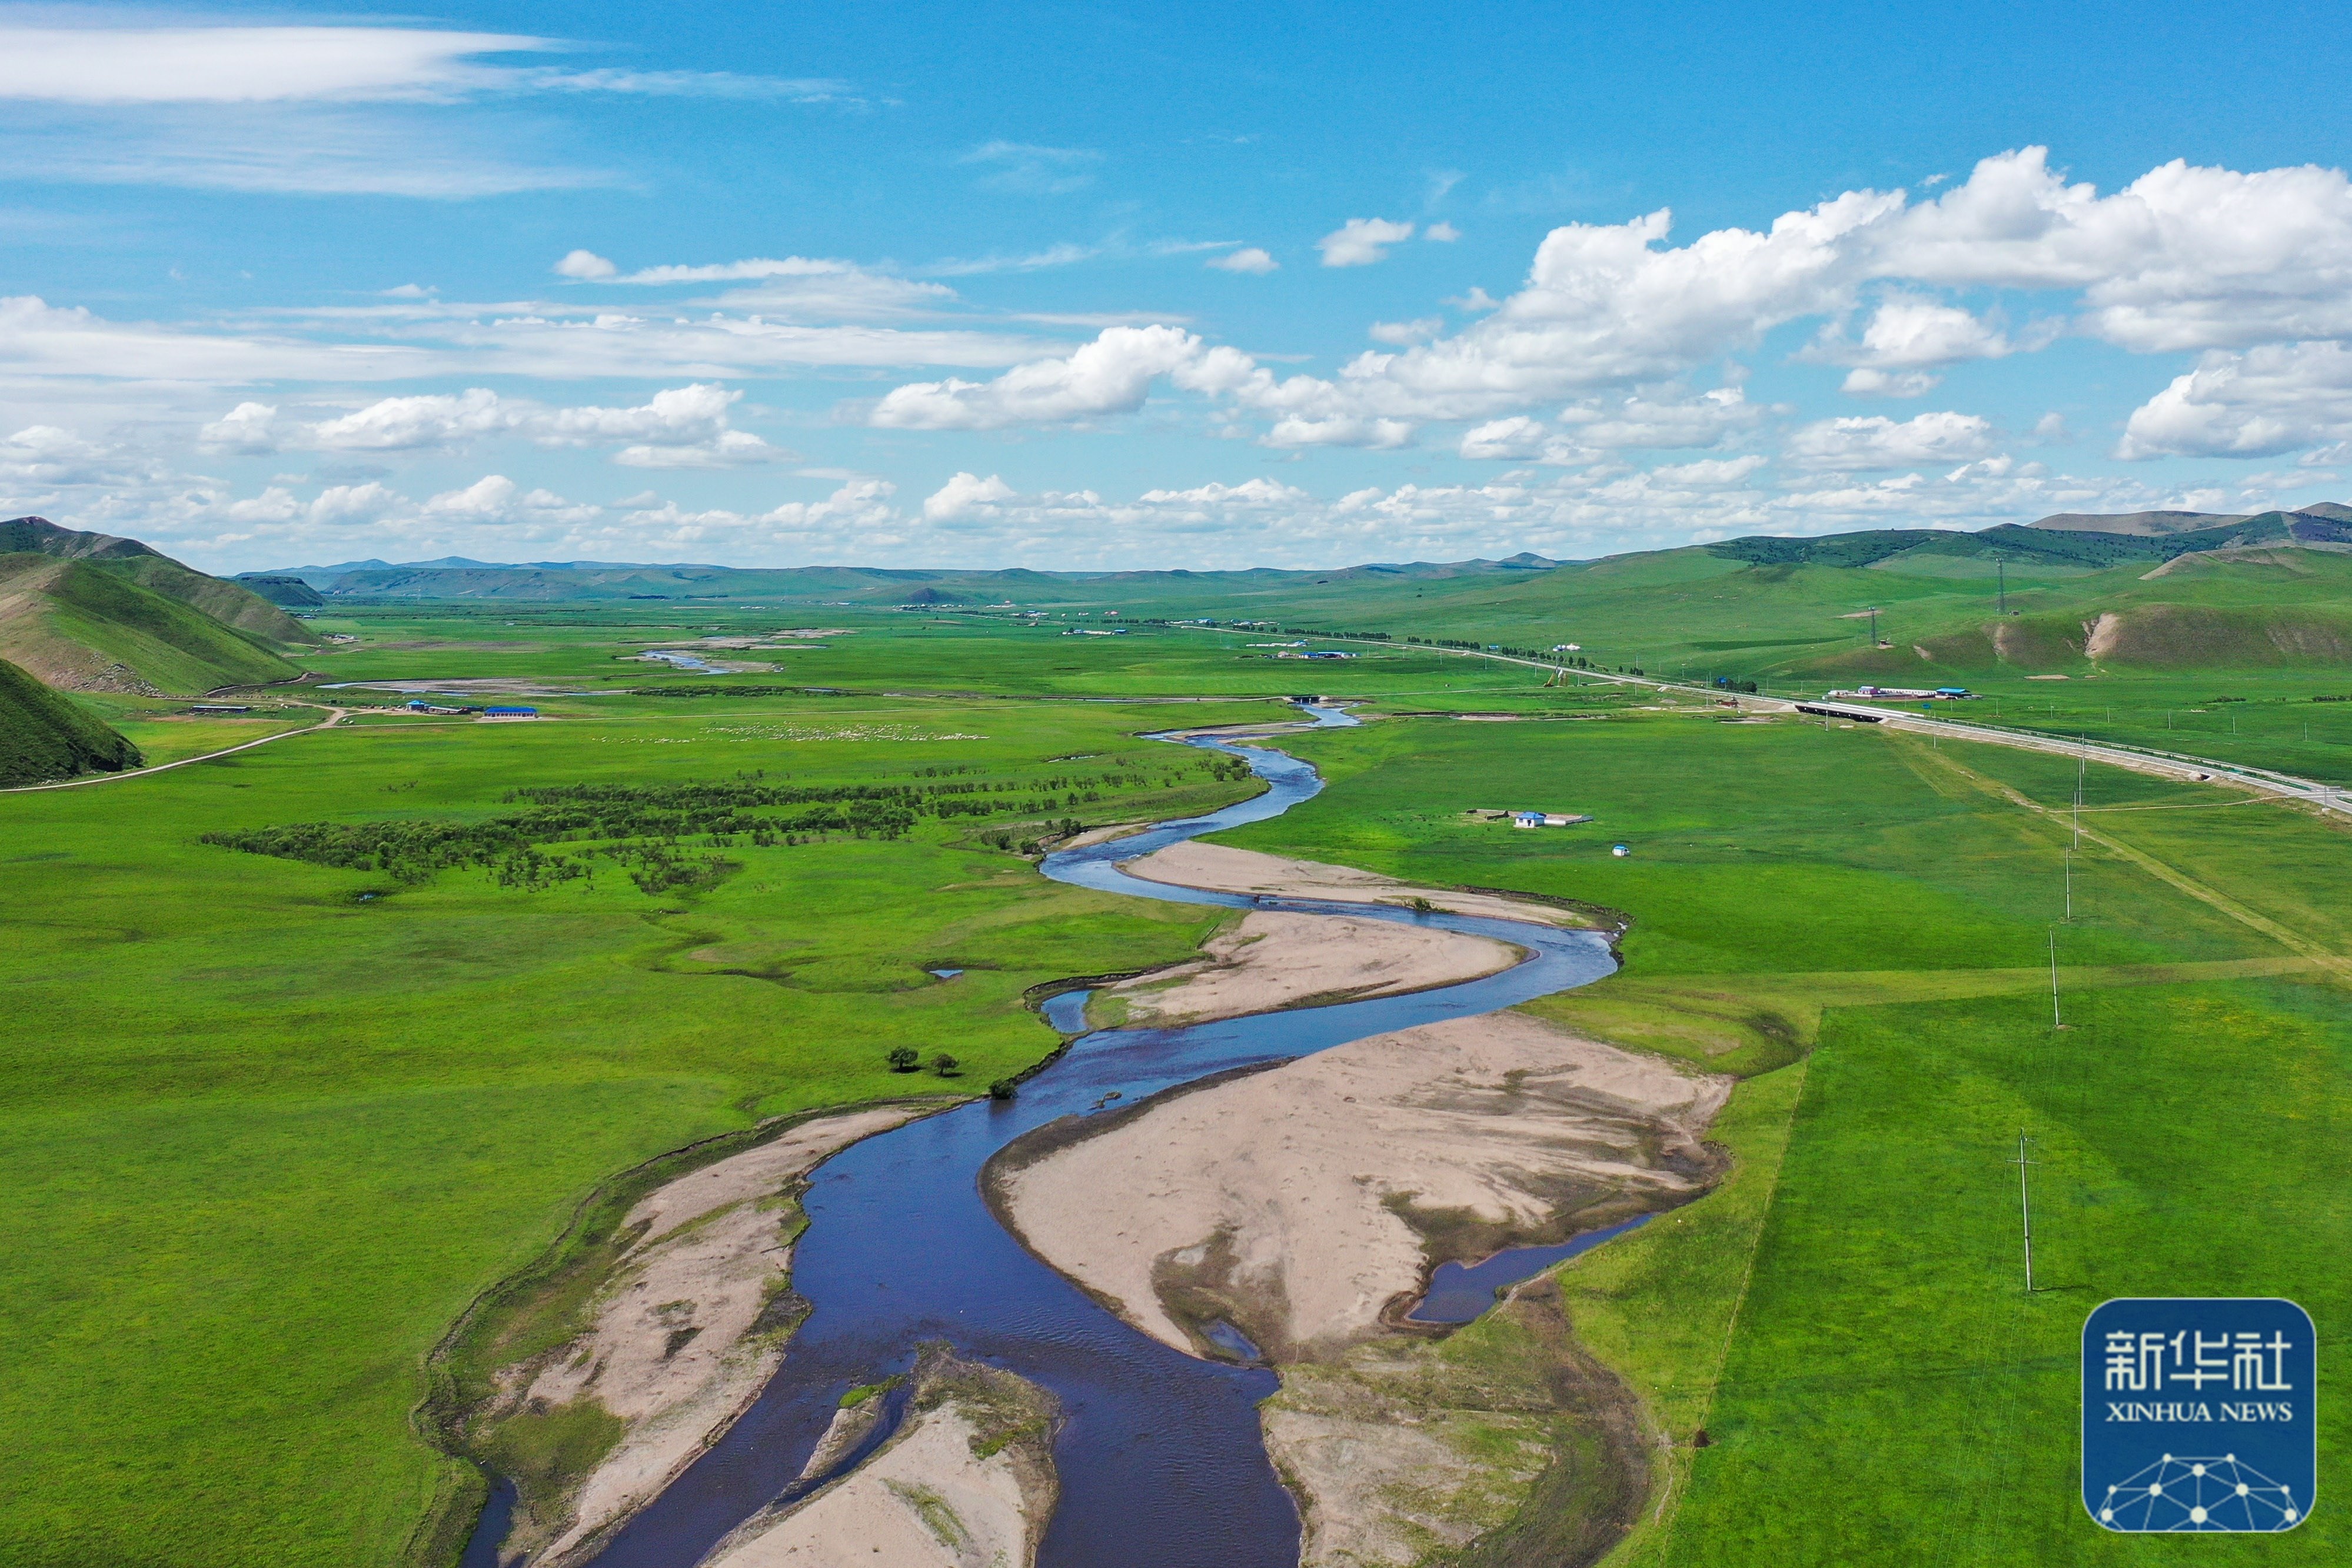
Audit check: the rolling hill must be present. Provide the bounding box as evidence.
[1,518,320,695]
[0,655,142,785]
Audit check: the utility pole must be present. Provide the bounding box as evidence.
[1868,607,1881,647]
[2074,741,2085,850]
[2065,848,2073,923]
[2050,927,2064,1028]
[2013,1133,2041,1294]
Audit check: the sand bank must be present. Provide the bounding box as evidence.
[1094,910,1522,1028]
[989,1010,1729,1362]
[504,1107,929,1567]
[1120,841,1591,928]
[698,1349,1059,1568]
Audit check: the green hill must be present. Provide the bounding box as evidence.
[0,518,318,696]
[231,574,327,609]
[0,655,141,785]
[1162,512,2352,684]
[0,555,308,694]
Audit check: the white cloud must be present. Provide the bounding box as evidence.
[0,25,547,105]
[1318,218,1416,267]
[870,324,1213,430]
[868,149,2352,448]
[594,257,959,322]
[199,384,788,468]
[923,471,1016,521]
[1263,415,1415,449]
[1369,317,1443,345]
[1208,247,1279,275]
[423,475,600,525]
[0,424,161,487]
[2116,341,2352,458]
[1876,148,2352,352]
[1425,222,1461,242]
[1459,415,1575,462]
[0,25,837,105]
[1807,294,2015,395]
[1,294,1052,386]
[1787,411,1997,470]
[1559,386,1768,449]
[555,249,617,279]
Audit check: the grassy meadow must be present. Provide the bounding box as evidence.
[5,602,2347,1567]
[1215,708,2348,1564]
[0,688,1273,1568]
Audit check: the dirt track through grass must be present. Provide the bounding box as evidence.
[1894,730,2352,981]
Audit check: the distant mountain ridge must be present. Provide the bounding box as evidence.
[250,551,1569,605]
[2027,502,2352,535]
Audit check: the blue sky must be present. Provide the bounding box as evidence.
[5,2,2352,572]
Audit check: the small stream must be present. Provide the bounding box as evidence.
[485,705,1622,1567]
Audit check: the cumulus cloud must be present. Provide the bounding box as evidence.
[1264,415,1415,449]
[1369,317,1443,345]
[554,249,617,279]
[1877,148,2352,351]
[857,146,2352,460]
[923,471,1016,521]
[870,325,1219,430]
[1807,294,2017,395]
[1208,247,1279,275]
[1786,411,1997,470]
[421,474,600,525]
[2116,341,2352,458]
[1318,218,1415,267]
[1425,222,1461,242]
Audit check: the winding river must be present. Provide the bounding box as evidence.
[482,705,1620,1568]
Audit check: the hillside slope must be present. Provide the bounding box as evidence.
[0,555,306,695]
[0,656,142,785]
[0,518,318,695]
[2,518,317,645]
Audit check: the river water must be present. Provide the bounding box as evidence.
[484,705,1619,1568]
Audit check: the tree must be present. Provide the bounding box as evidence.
[887,1046,920,1073]
[931,1052,961,1077]
[988,1078,1018,1101]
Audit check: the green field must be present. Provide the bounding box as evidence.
[5,608,2345,1567]
[1212,710,2348,1564]
[0,687,1273,1568]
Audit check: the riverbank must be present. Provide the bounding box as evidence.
[449,1104,938,1567]
[694,1347,1059,1568]
[1088,908,1523,1029]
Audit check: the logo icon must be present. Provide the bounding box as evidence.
[2083,1297,2315,1531]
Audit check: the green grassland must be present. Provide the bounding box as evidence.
[4,605,2346,1568]
[0,689,1274,1568]
[1212,708,2347,1564]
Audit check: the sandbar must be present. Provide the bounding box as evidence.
[1096,909,1522,1028]
[990,1010,1729,1361]
[1120,841,1590,927]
